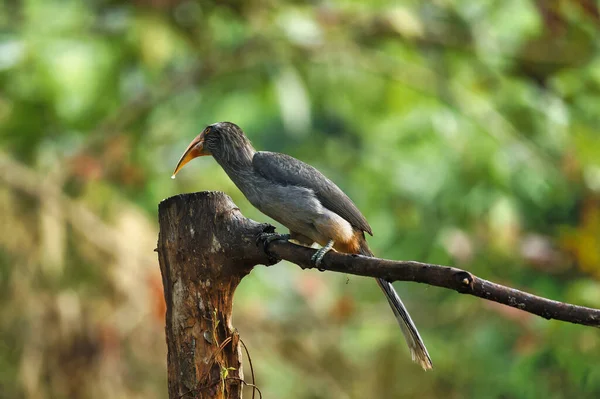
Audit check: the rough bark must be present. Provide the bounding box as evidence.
[157,192,270,399]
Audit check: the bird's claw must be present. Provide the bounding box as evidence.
[256,232,290,265]
[256,232,291,246]
[311,240,334,271]
[311,251,326,271]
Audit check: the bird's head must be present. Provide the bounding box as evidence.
[172,121,254,178]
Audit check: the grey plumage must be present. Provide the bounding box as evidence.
[176,122,432,369]
[253,152,373,235]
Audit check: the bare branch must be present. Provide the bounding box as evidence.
[266,240,600,328]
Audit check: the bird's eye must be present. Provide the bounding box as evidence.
[204,127,211,135]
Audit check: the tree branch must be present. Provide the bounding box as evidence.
[266,240,600,327]
[157,190,599,396]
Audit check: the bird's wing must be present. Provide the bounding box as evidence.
[252,151,373,235]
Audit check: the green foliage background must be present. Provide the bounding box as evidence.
[1,0,600,398]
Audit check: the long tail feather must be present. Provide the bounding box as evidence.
[376,278,433,370]
[360,243,433,370]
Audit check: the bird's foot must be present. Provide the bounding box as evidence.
[256,231,290,265]
[311,240,334,271]
[257,232,291,245]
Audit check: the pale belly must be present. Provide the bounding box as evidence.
[244,183,354,246]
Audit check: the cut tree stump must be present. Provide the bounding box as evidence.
[157,192,270,399]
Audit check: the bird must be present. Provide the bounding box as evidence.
[172,121,432,370]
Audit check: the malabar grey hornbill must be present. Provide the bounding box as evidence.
[172,122,432,370]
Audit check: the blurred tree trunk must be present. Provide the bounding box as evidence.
[157,192,268,399]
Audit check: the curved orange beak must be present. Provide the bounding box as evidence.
[171,133,211,179]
